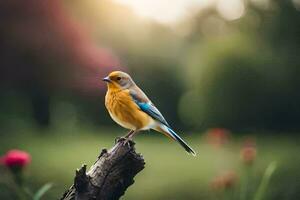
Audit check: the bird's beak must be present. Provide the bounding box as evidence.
[102,76,111,83]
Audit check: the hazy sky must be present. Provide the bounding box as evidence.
[113,0,248,23]
[113,0,216,24]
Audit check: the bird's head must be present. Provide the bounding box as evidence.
[102,71,134,90]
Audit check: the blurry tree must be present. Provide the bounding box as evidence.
[1,0,300,132]
[0,0,119,128]
[180,0,300,131]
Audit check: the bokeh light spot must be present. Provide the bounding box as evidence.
[216,0,245,21]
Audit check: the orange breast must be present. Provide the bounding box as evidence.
[105,89,153,130]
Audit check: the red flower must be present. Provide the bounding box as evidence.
[0,149,31,169]
[240,138,257,165]
[206,128,231,148]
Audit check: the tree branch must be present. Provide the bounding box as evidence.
[61,138,145,200]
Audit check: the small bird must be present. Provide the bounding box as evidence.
[103,71,196,156]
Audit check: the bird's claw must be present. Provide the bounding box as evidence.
[123,138,130,146]
[114,136,122,144]
[114,137,132,147]
[122,137,134,147]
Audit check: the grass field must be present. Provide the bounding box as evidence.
[0,126,300,200]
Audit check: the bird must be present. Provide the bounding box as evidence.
[103,71,196,156]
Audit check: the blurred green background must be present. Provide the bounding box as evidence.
[0,0,300,199]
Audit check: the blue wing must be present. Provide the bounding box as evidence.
[130,89,196,156]
[130,92,170,127]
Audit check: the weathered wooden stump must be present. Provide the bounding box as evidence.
[61,138,145,200]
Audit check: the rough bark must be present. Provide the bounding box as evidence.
[61,138,145,200]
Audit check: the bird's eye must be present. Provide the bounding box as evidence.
[117,77,122,81]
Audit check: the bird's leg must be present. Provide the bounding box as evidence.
[115,130,134,144]
[128,130,138,140]
[124,130,135,138]
[123,130,138,146]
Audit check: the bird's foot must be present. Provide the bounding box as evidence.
[122,137,135,147]
[114,136,122,144]
[114,137,134,147]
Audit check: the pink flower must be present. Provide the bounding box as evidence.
[0,149,31,169]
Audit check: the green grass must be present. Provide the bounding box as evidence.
[0,127,300,200]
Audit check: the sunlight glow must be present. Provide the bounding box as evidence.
[113,0,215,24]
[216,0,245,20]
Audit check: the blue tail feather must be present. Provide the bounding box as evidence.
[166,127,196,156]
